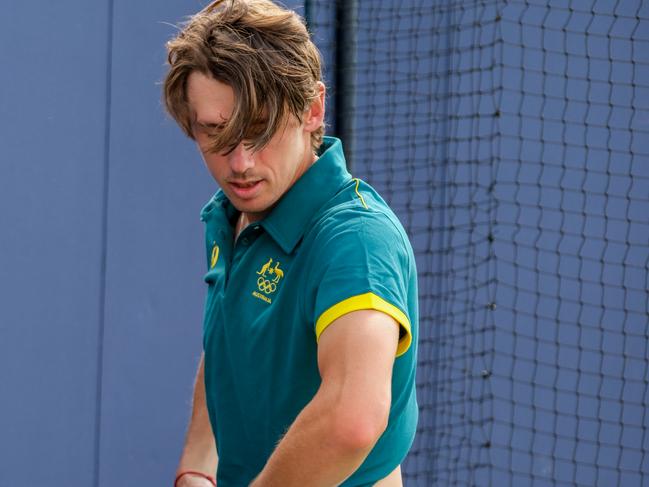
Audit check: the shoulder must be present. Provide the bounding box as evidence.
[299,180,418,358]
[305,180,413,263]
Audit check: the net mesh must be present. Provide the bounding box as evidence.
[306,0,649,485]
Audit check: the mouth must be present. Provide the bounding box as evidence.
[228,179,263,199]
[230,180,261,188]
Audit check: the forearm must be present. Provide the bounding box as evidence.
[177,353,218,476]
[250,386,384,487]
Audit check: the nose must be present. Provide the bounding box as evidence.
[227,142,255,175]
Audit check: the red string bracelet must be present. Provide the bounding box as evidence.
[174,470,217,487]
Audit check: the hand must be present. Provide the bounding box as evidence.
[175,472,216,487]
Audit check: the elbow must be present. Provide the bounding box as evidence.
[329,397,391,453]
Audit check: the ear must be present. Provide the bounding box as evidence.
[302,81,326,133]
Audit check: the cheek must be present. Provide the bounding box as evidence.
[202,154,227,180]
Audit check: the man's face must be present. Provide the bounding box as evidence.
[186,71,321,222]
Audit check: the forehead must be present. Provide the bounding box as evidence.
[186,71,234,123]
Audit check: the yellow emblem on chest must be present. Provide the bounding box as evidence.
[210,243,220,269]
[254,258,284,297]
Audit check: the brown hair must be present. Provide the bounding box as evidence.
[163,0,324,154]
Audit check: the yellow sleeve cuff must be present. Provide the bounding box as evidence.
[315,292,412,357]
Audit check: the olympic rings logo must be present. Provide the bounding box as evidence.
[257,276,277,294]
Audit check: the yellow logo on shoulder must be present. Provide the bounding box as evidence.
[210,243,220,269]
[253,257,284,304]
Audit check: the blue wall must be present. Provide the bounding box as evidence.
[1,1,213,485]
[1,1,112,485]
[0,1,300,486]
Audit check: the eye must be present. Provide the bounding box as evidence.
[248,121,269,135]
[193,121,226,136]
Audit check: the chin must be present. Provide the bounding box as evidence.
[232,198,273,215]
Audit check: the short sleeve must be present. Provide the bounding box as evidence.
[309,212,414,357]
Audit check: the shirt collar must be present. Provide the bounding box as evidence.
[263,136,351,254]
[200,137,351,253]
[200,188,238,228]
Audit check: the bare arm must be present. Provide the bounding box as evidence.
[250,309,400,487]
[176,353,219,486]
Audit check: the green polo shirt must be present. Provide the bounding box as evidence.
[199,137,418,487]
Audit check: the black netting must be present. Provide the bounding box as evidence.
[306,0,649,485]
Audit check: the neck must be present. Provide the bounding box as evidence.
[235,212,248,241]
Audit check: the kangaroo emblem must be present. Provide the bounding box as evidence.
[257,258,273,276]
[253,257,284,300]
[271,262,284,283]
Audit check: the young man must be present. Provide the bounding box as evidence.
[163,1,419,486]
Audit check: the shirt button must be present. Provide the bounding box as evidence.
[241,237,250,245]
